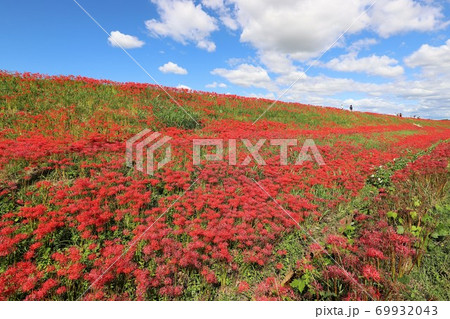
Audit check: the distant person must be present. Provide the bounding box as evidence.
[399,113,402,118]
[349,105,353,111]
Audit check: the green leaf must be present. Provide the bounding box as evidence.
[422,214,433,224]
[397,225,405,234]
[387,211,398,219]
[411,225,422,237]
[290,279,306,294]
[434,204,443,213]
[410,211,418,220]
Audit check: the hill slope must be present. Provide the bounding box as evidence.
[0,71,449,300]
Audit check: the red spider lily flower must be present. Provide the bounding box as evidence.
[362,264,381,282]
[238,281,250,293]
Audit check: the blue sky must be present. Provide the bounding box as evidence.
[1,0,449,119]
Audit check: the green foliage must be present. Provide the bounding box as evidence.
[387,211,398,219]
[410,225,422,237]
[404,196,450,299]
[367,166,394,188]
[290,278,307,294]
[152,97,202,130]
[366,150,433,189]
[290,270,315,295]
[430,204,450,240]
[340,223,356,239]
[405,239,450,300]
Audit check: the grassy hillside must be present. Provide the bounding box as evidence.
[0,71,449,300]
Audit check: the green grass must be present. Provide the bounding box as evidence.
[3,74,449,133]
[151,96,203,130]
[403,198,450,300]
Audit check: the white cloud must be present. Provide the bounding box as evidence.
[259,51,297,74]
[225,0,446,60]
[158,62,188,75]
[202,0,224,10]
[145,0,449,119]
[177,84,191,90]
[220,15,239,30]
[211,64,276,90]
[146,0,218,52]
[197,39,216,52]
[348,38,378,52]
[282,75,450,119]
[230,0,369,60]
[404,39,450,77]
[226,57,257,67]
[211,62,450,118]
[107,31,145,49]
[324,53,404,77]
[368,0,447,38]
[282,75,371,97]
[276,71,308,86]
[249,92,276,100]
[206,81,227,88]
[202,0,239,30]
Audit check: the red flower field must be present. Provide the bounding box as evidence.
[0,71,449,300]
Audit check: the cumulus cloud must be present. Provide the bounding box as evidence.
[146,0,218,52]
[220,15,239,30]
[230,0,369,60]
[348,38,379,52]
[202,0,224,10]
[368,0,447,38]
[398,39,450,118]
[324,53,404,77]
[211,64,276,90]
[158,62,188,75]
[276,71,308,86]
[259,51,297,74]
[202,0,239,30]
[206,81,227,88]
[177,84,191,90]
[282,74,450,119]
[213,61,450,118]
[197,40,217,52]
[404,39,450,77]
[145,0,449,118]
[249,92,276,100]
[107,31,145,49]
[145,0,447,57]
[224,0,446,60]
